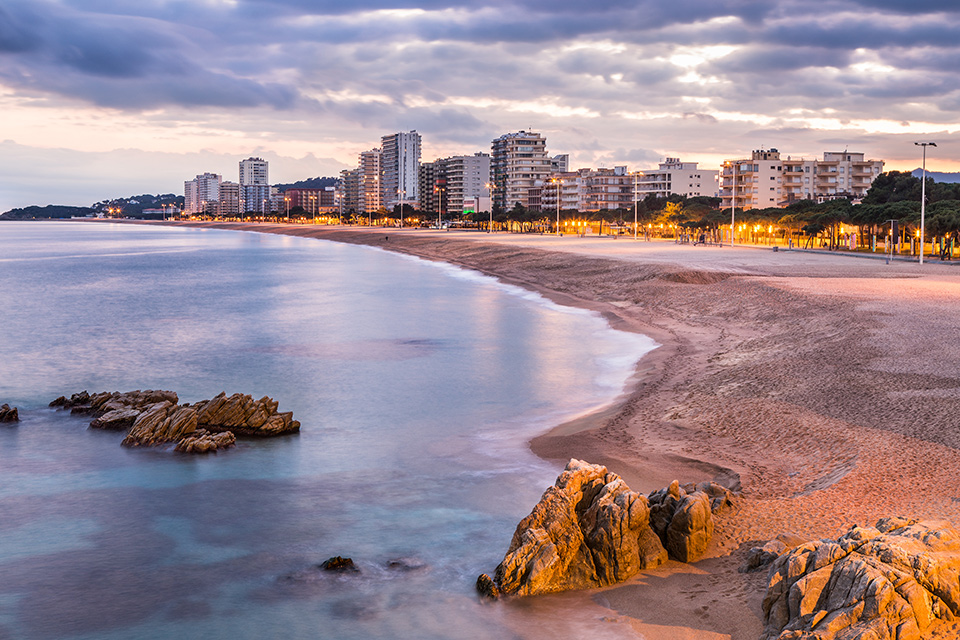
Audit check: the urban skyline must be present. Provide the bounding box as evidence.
[2,1,958,212]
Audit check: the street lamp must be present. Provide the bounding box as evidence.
[633,172,639,240]
[728,161,737,246]
[485,182,495,233]
[551,177,561,236]
[915,142,937,264]
[434,185,445,229]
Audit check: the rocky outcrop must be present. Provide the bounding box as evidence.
[739,533,807,574]
[478,460,668,598]
[175,429,236,453]
[50,390,179,417]
[762,518,960,640]
[122,402,198,447]
[0,404,18,422]
[193,392,300,436]
[51,389,298,454]
[477,461,740,598]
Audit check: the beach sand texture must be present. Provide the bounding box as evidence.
[168,222,960,638]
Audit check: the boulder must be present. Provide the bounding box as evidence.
[479,459,667,598]
[761,518,960,640]
[175,429,236,453]
[648,479,735,563]
[0,404,18,423]
[193,392,300,436]
[320,556,358,572]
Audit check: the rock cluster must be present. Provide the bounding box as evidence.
[477,459,737,598]
[762,518,960,640]
[739,533,807,574]
[0,404,18,422]
[50,389,299,454]
[193,392,300,437]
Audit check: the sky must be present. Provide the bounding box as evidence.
[1,0,959,211]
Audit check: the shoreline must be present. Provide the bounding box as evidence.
[68,219,960,638]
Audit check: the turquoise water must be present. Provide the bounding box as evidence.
[0,222,655,640]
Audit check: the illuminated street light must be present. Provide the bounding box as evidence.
[915,142,937,264]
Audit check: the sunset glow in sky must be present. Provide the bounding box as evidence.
[1,0,958,210]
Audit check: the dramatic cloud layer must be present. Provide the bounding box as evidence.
[1,0,958,208]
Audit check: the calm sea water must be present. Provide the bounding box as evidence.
[0,222,656,640]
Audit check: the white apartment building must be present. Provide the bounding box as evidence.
[781,152,884,204]
[720,149,786,211]
[722,149,885,210]
[239,157,270,214]
[184,172,221,215]
[635,158,718,199]
[491,131,552,210]
[381,131,421,209]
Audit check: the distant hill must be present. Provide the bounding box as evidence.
[911,169,960,183]
[0,205,95,220]
[275,177,339,192]
[92,193,183,218]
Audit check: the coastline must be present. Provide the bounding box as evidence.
[75,219,960,638]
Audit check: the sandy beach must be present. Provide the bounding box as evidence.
[151,221,960,638]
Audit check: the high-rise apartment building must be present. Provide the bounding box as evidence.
[339,168,361,215]
[184,172,221,215]
[239,157,270,214]
[418,159,447,215]
[219,181,240,218]
[445,153,490,214]
[491,131,551,211]
[359,149,382,214]
[381,131,421,210]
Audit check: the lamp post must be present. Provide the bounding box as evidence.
[434,185,445,229]
[633,172,639,240]
[915,142,937,264]
[485,182,494,233]
[551,177,561,236]
[729,161,737,246]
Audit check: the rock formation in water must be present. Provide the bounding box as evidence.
[762,518,960,640]
[193,392,300,437]
[50,389,298,454]
[477,459,738,598]
[0,404,18,422]
[51,390,179,416]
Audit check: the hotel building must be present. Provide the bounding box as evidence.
[491,131,551,210]
[381,131,421,210]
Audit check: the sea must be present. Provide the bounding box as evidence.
[0,221,657,640]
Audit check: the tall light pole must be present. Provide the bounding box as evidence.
[552,177,561,236]
[485,182,494,233]
[633,172,639,240]
[729,161,737,246]
[915,142,937,264]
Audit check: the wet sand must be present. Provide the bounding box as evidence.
[134,221,960,638]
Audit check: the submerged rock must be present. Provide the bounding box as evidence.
[320,556,358,572]
[762,518,960,640]
[0,404,18,423]
[51,390,179,417]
